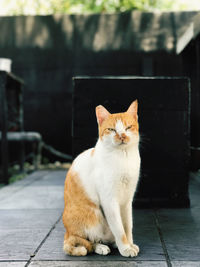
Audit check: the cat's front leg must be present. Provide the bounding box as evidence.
[121,201,133,244]
[102,200,139,257]
[121,201,140,254]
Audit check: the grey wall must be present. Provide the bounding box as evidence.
[0,11,197,156]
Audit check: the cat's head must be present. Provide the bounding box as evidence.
[96,100,139,149]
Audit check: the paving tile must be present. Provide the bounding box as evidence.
[0,171,66,209]
[0,263,26,267]
[133,210,165,260]
[0,209,61,261]
[0,228,47,261]
[0,171,49,202]
[34,210,165,261]
[30,261,168,267]
[156,174,200,261]
[157,208,200,261]
[189,172,200,209]
[172,261,200,267]
[1,170,200,266]
[0,209,62,229]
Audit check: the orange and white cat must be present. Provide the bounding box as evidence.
[63,100,140,257]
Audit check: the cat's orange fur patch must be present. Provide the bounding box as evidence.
[63,169,99,237]
[122,234,129,244]
[63,234,93,256]
[63,169,99,255]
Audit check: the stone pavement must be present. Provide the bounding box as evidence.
[0,170,200,267]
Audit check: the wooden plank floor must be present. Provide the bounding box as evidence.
[0,170,200,267]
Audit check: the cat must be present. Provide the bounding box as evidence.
[62,100,141,257]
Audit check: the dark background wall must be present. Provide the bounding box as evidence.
[0,11,197,157]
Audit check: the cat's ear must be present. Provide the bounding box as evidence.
[96,105,110,125]
[127,100,138,120]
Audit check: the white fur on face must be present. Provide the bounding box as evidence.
[102,130,116,148]
[115,120,125,135]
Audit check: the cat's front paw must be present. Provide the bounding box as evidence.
[94,243,111,255]
[130,243,140,254]
[119,244,139,257]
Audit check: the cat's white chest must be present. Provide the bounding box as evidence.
[120,174,130,186]
[104,149,140,204]
[115,172,138,206]
[115,150,140,178]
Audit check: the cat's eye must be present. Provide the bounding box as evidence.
[126,125,132,131]
[107,128,116,132]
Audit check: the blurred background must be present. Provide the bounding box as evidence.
[0,0,200,185]
[0,0,200,15]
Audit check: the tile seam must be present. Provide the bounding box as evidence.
[154,210,172,267]
[24,213,62,267]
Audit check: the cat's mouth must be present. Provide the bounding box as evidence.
[119,141,127,145]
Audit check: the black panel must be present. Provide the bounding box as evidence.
[72,76,190,208]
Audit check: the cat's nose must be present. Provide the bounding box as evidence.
[120,133,126,140]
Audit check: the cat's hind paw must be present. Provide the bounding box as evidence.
[120,244,139,257]
[94,243,111,255]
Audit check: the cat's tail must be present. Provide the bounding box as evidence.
[63,234,93,256]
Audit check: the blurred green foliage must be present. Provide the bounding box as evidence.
[2,0,199,15]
